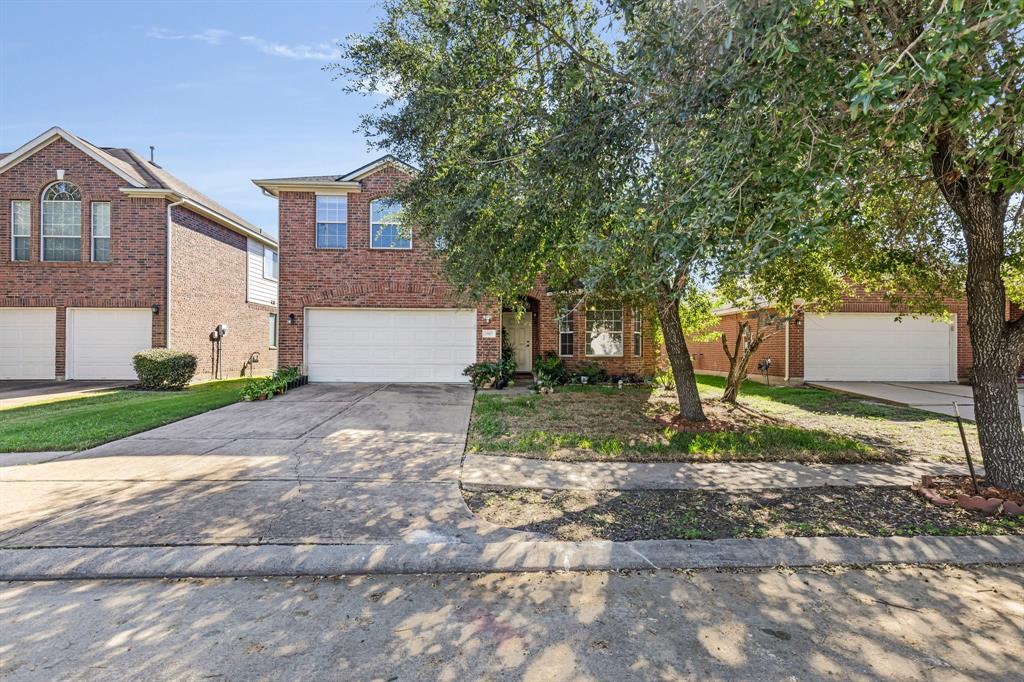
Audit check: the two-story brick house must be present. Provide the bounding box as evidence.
[254,156,656,382]
[0,127,280,381]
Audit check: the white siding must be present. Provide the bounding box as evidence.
[247,239,278,306]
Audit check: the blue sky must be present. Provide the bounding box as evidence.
[0,0,390,235]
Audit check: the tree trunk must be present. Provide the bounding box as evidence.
[656,283,706,421]
[932,139,1024,490]
[722,331,763,404]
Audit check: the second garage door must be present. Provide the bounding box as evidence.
[306,308,477,382]
[67,308,153,380]
[804,313,956,382]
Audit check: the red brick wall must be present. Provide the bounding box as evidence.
[0,138,166,378]
[521,281,657,377]
[276,165,500,370]
[169,206,278,380]
[689,313,794,381]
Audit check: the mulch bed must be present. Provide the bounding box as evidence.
[465,486,1024,542]
[654,399,780,433]
[915,475,1024,516]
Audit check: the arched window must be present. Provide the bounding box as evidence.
[41,181,82,261]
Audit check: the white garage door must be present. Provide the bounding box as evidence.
[804,313,956,382]
[67,308,153,380]
[0,308,56,379]
[306,308,477,382]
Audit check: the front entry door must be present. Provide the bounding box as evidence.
[502,312,533,371]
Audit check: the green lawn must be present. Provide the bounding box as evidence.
[468,375,978,464]
[0,379,248,453]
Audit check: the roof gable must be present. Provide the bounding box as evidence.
[0,127,146,187]
[338,155,418,181]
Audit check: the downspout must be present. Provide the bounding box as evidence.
[783,320,790,384]
[166,196,186,348]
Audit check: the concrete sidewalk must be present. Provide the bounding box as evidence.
[0,380,131,410]
[461,454,969,491]
[1,535,1021,580]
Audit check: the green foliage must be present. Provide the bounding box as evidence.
[534,351,570,387]
[132,349,197,390]
[653,368,676,390]
[576,361,609,385]
[240,366,301,401]
[463,355,517,388]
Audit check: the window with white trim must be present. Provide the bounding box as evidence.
[370,199,410,249]
[558,307,575,357]
[632,308,642,356]
[91,202,110,262]
[263,247,279,280]
[268,313,278,348]
[41,181,81,262]
[585,307,623,357]
[11,200,30,261]
[316,195,347,249]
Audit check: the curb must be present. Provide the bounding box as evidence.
[1,535,1021,581]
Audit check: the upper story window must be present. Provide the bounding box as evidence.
[316,195,347,249]
[91,202,110,262]
[586,307,623,357]
[263,247,279,280]
[41,181,82,262]
[11,200,30,261]
[370,199,410,249]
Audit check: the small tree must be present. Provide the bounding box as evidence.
[718,309,795,403]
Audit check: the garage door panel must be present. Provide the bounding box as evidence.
[0,308,56,379]
[804,313,954,382]
[68,309,152,380]
[306,308,476,383]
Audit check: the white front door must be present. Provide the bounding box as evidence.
[804,313,957,382]
[305,308,477,382]
[0,308,56,379]
[67,308,153,380]
[502,312,533,371]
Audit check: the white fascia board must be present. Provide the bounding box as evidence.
[124,188,277,248]
[251,179,361,197]
[0,127,146,187]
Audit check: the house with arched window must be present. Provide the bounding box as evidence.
[0,127,280,381]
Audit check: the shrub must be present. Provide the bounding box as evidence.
[577,361,609,385]
[653,368,676,390]
[132,348,197,390]
[464,355,517,389]
[240,376,276,401]
[535,351,570,387]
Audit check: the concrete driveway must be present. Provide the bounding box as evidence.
[0,380,132,410]
[0,383,526,548]
[808,381,1024,421]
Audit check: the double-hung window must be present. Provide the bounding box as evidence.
[41,181,81,262]
[316,196,347,249]
[11,200,30,261]
[263,247,279,280]
[370,199,410,249]
[585,307,623,357]
[91,202,110,262]
[268,313,278,348]
[558,307,575,357]
[632,308,642,356]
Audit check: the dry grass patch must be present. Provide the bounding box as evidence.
[465,488,1024,542]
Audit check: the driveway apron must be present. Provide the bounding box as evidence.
[0,383,526,548]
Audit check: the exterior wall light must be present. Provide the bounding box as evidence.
[151,304,160,315]
[288,313,296,325]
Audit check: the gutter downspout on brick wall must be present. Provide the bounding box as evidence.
[784,320,790,384]
[166,196,186,348]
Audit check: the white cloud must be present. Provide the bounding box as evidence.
[147,27,230,45]
[239,36,341,61]
[145,27,340,61]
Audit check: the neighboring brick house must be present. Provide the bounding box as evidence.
[687,291,973,384]
[0,127,279,381]
[253,156,657,383]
